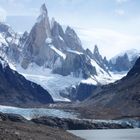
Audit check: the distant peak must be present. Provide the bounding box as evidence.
[51,17,56,28]
[40,3,48,15]
[93,45,99,54]
[65,26,75,35]
[36,3,49,23]
[66,26,72,31]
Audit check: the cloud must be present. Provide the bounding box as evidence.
[75,27,140,59]
[0,0,38,17]
[116,0,129,4]
[0,7,7,22]
[115,9,125,16]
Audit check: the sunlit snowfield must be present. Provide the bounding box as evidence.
[69,129,140,140]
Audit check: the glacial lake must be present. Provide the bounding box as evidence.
[69,128,140,140]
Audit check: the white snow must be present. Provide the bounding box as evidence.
[6,37,12,43]
[90,59,111,84]
[81,77,97,85]
[89,58,127,85]
[59,35,64,41]
[0,34,8,46]
[50,45,66,59]
[67,49,83,55]
[15,64,82,102]
[110,71,127,82]
[45,37,52,44]
[0,105,78,120]
[7,59,126,102]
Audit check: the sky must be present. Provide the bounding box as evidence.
[0,0,140,59]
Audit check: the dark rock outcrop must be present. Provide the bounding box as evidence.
[0,112,28,123]
[0,58,53,107]
[0,112,82,140]
[127,57,140,76]
[75,83,97,101]
[32,116,133,130]
[108,50,140,72]
[109,53,131,71]
[78,57,140,119]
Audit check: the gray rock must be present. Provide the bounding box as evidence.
[32,116,133,130]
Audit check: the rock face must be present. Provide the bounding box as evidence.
[21,4,51,68]
[74,83,97,101]
[0,57,53,107]
[20,4,111,80]
[79,57,140,119]
[109,53,132,71]
[0,112,28,123]
[0,113,82,140]
[109,50,140,72]
[32,116,133,130]
[0,4,138,102]
[0,23,20,63]
[127,57,140,76]
[64,26,83,52]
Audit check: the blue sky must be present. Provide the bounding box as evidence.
[0,0,140,58]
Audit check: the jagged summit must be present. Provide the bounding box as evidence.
[40,3,48,15]
[93,45,100,55]
[0,3,125,102]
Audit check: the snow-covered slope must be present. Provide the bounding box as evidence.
[7,62,124,102]
[0,4,130,102]
[15,64,82,102]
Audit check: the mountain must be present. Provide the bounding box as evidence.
[21,4,109,79]
[0,22,20,63]
[78,57,140,119]
[0,57,53,107]
[0,4,137,102]
[0,4,115,102]
[109,49,140,72]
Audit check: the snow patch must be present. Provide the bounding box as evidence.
[67,49,83,55]
[0,34,8,46]
[45,37,52,44]
[81,77,97,85]
[50,45,66,59]
[59,35,64,41]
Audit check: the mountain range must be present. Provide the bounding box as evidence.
[0,3,139,103]
[0,57,53,107]
[75,56,140,119]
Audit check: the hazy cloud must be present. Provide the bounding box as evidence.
[75,27,140,59]
[115,9,125,16]
[116,0,129,4]
[0,7,7,22]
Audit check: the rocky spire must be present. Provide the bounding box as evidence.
[21,3,52,68]
[93,45,100,55]
[36,3,51,38]
[65,26,83,51]
[93,45,103,62]
[40,3,48,15]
